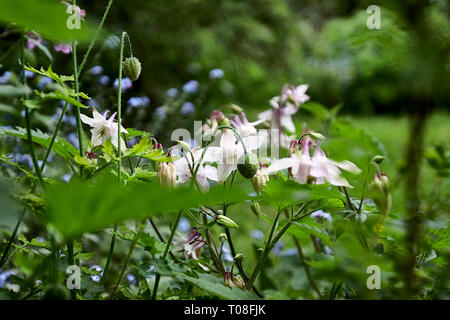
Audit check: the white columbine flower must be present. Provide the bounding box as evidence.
[174,148,218,192]
[263,139,361,187]
[80,108,128,149]
[230,112,265,138]
[204,129,264,184]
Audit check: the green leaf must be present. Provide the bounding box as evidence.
[43,175,249,238]
[0,126,78,161]
[0,0,96,43]
[34,90,89,109]
[183,273,260,300]
[0,84,32,96]
[21,98,41,109]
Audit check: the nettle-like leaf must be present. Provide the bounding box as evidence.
[122,137,173,162]
[33,90,89,109]
[183,273,260,300]
[0,126,78,161]
[43,175,249,238]
[23,65,73,87]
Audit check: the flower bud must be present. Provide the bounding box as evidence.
[224,272,234,289]
[219,233,228,242]
[372,155,385,164]
[250,201,261,217]
[370,172,391,217]
[233,275,246,290]
[234,253,245,262]
[251,170,269,194]
[158,162,176,189]
[216,215,239,229]
[123,57,141,81]
[237,153,258,179]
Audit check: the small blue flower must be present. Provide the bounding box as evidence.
[128,96,151,108]
[273,241,284,256]
[89,265,103,283]
[209,68,224,79]
[145,265,155,279]
[251,230,264,240]
[279,248,297,257]
[166,88,178,98]
[0,269,16,288]
[154,106,166,119]
[19,154,33,168]
[182,80,199,94]
[98,75,110,86]
[61,174,72,183]
[126,274,138,286]
[181,102,195,115]
[89,65,103,75]
[36,77,53,90]
[114,77,132,91]
[67,133,79,148]
[311,210,332,222]
[24,70,35,78]
[0,71,12,84]
[87,99,100,108]
[178,217,191,233]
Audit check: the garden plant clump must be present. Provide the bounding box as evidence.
[0,0,448,301]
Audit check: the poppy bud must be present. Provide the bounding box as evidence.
[123,57,141,81]
[237,153,258,179]
[216,215,239,229]
[158,162,176,189]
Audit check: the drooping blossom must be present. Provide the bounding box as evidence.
[263,138,360,187]
[204,129,265,183]
[26,33,43,50]
[174,148,218,192]
[174,228,208,270]
[311,210,332,222]
[230,112,265,138]
[80,108,128,149]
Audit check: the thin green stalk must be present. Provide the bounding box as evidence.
[116,32,126,184]
[293,236,322,299]
[152,210,183,300]
[110,220,145,298]
[99,224,118,288]
[0,209,25,268]
[78,0,115,76]
[67,239,76,300]
[40,101,69,171]
[72,35,84,179]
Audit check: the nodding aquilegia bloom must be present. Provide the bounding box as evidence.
[230,112,265,138]
[174,228,209,271]
[263,137,361,187]
[174,147,218,192]
[204,128,265,184]
[80,108,128,150]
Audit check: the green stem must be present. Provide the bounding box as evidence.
[40,101,69,172]
[152,210,183,300]
[0,209,25,269]
[78,0,114,76]
[293,236,322,299]
[67,239,76,300]
[117,32,126,185]
[99,224,118,288]
[110,220,145,298]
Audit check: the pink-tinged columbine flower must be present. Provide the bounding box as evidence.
[309,145,361,187]
[174,148,218,192]
[54,43,72,54]
[80,108,128,149]
[230,112,265,138]
[174,228,209,271]
[263,138,361,187]
[26,33,42,50]
[279,84,310,108]
[263,138,313,184]
[204,129,264,183]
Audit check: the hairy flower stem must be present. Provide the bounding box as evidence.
[78,0,114,77]
[202,213,225,274]
[293,236,323,299]
[117,32,127,184]
[72,40,84,178]
[110,220,146,298]
[152,210,183,300]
